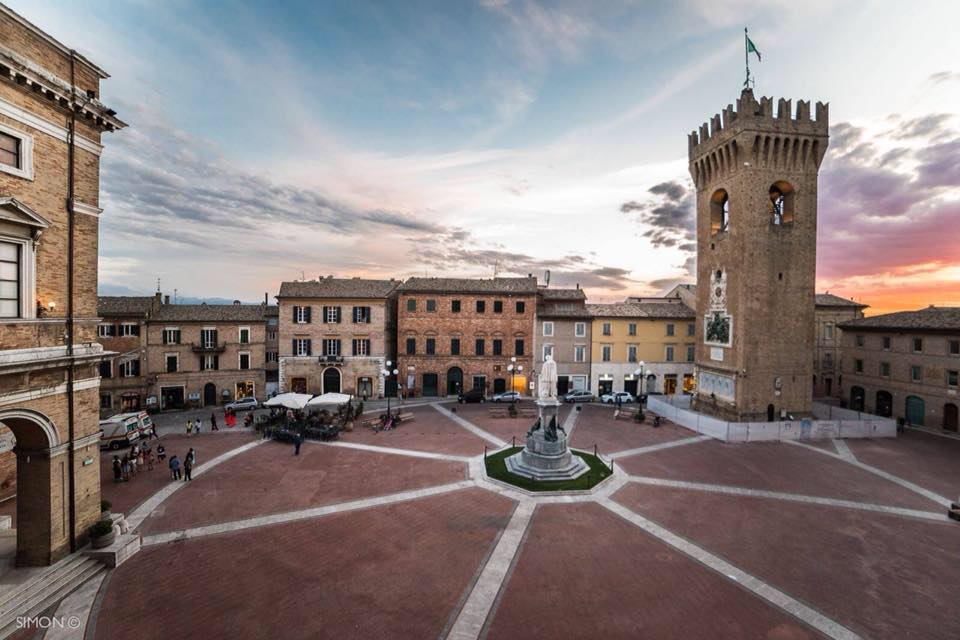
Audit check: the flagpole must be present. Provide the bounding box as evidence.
[744,27,750,88]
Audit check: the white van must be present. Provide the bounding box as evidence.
[99,415,141,450]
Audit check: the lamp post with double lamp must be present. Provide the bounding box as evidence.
[380,361,399,415]
[634,361,646,420]
[507,357,523,405]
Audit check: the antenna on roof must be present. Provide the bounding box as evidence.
[156,277,161,293]
[493,260,500,278]
[173,288,177,304]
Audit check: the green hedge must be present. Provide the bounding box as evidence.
[485,446,612,492]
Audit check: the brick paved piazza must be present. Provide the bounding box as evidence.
[92,401,960,640]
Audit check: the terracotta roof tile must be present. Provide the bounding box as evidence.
[278,278,399,299]
[838,306,960,332]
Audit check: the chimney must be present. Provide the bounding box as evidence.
[164,295,170,305]
[233,300,241,305]
[264,292,268,305]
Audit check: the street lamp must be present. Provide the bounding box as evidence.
[380,360,399,415]
[507,357,523,404]
[634,361,646,418]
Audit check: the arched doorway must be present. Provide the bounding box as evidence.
[850,386,865,412]
[875,390,893,417]
[203,383,217,406]
[322,368,341,394]
[905,395,925,426]
[944,403,958,432]
[446,367,463,396]
[0,408,88,566]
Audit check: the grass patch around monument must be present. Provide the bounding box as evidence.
[484,447,612,492]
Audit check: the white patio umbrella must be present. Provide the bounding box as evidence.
[263,393,313,410]
[306,392,353,407]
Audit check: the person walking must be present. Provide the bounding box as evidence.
[169,455,181,480]
[293,432,302,456]
[156,444,166,462]
[195,418,202,434]
[211,412,218,431]
[112,456,122,483]
[146,447,155,471]
[186,447,196,468]
[121,456,131,482]
[186,420,193,437]
[183,454,193,482]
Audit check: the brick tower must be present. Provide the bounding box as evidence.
[688,89,829,421]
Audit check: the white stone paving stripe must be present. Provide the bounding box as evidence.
[126,439,266,530]
[141,480,475,546]
[46,571,105,640]
[598,498,862,640]
[311,439,470,462]
[562,405,581,439]
[833,439,857,462]
[787,440,952,507]
[445,500,535,640]
[627,475,948,522]
[609,435,712,460]
[433,403,507,447]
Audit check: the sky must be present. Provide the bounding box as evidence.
[11,0,960,315]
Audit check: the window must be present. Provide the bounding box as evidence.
[293,338,312,356]
[97,324,115,338]
[769,181,795,225]
[352,306,371,323]
[100,393,112,409]
[476,300,486,313]
[451,338,460,355]
[99,361,112,379]
[451,299,461,313]
[856,335,865,348]
[324,339,341,356]
[710,189,730,235]
[913,338,923,353]
[165,354,178,373]
[602,345,611,362]
[543,321,554,337]
[948,370,958,387]
[628,345,637,362]
[602,323,611,336]
[824,324,834,340]
[119,360,140,377]
[855,359,863,373]
[426,299,437,312]
[575,322,586,338]
[324,306,341,323]
[120,323,139,337]
[628,323,637,336]
[574,345,586,362]
[823,353,834,368]
[406,299,416,312]
[514,339,524,356]
[239,327,250,344]
[543,344,554,360]
[516,301,525,313]
[293,305,311,323]
[687,345,695,362]
[911,365,922,382]
[666,323,675,336]
[201,354,219,371]
[883,336,891,350]
[950,339,959,355]
[0,126,33,179]
[494,300,503,313]
[687,323,696,337]
[164,328,181,345]
[239,352,250,370]
[267,330,277,341]
[200,328,218,348]
[880,361,890,377]
[476,338,485,355]
[266,351,278,363]
[665,345,675,362]
[493,339,503,356]
[426,337,436,355]
[352,339,371,356]
[406,338,416,355]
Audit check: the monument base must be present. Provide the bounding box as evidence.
[504,398,588,481]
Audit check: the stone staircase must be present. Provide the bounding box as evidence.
[0,554,105,639]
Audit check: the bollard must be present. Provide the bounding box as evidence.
[484,445,487,460]
[512,435,515,448]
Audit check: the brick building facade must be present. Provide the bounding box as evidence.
[397,277,537,398]
[535,287,591,395]
[0,5,124,565]
[839,306,960,430]
[96,294,157,416]
[277,278,399,398]
[813,293,867,399]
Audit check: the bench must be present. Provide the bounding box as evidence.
[518,407,537,418]
[396,412,414,423]
[488,407,509,419]
[614,408,639,422]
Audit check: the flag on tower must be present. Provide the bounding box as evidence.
[746,36,761,61]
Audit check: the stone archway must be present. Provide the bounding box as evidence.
[0,408,72,566]
[322,368,342,394]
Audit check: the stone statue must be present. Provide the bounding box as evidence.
[544,415,558,442]
[538,355,558,400]
[526,417,542,437]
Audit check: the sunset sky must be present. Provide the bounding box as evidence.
[13,0,960,315]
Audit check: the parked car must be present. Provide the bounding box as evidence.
[458,388,486,403]
[225,397,259,412]
[563,390,594,403]
[492,391,521,403]
[601,392,635,405]
[99,417,140,450]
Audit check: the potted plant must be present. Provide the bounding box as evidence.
[100,499,112,519]
[89,519,116,549]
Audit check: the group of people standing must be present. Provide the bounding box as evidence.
[112,443,159,482]
[167,447,197,481]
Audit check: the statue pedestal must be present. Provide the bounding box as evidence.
[505,399,589,481]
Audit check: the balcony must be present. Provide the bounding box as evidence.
[318,355,344,365]
[191,342,226,353]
